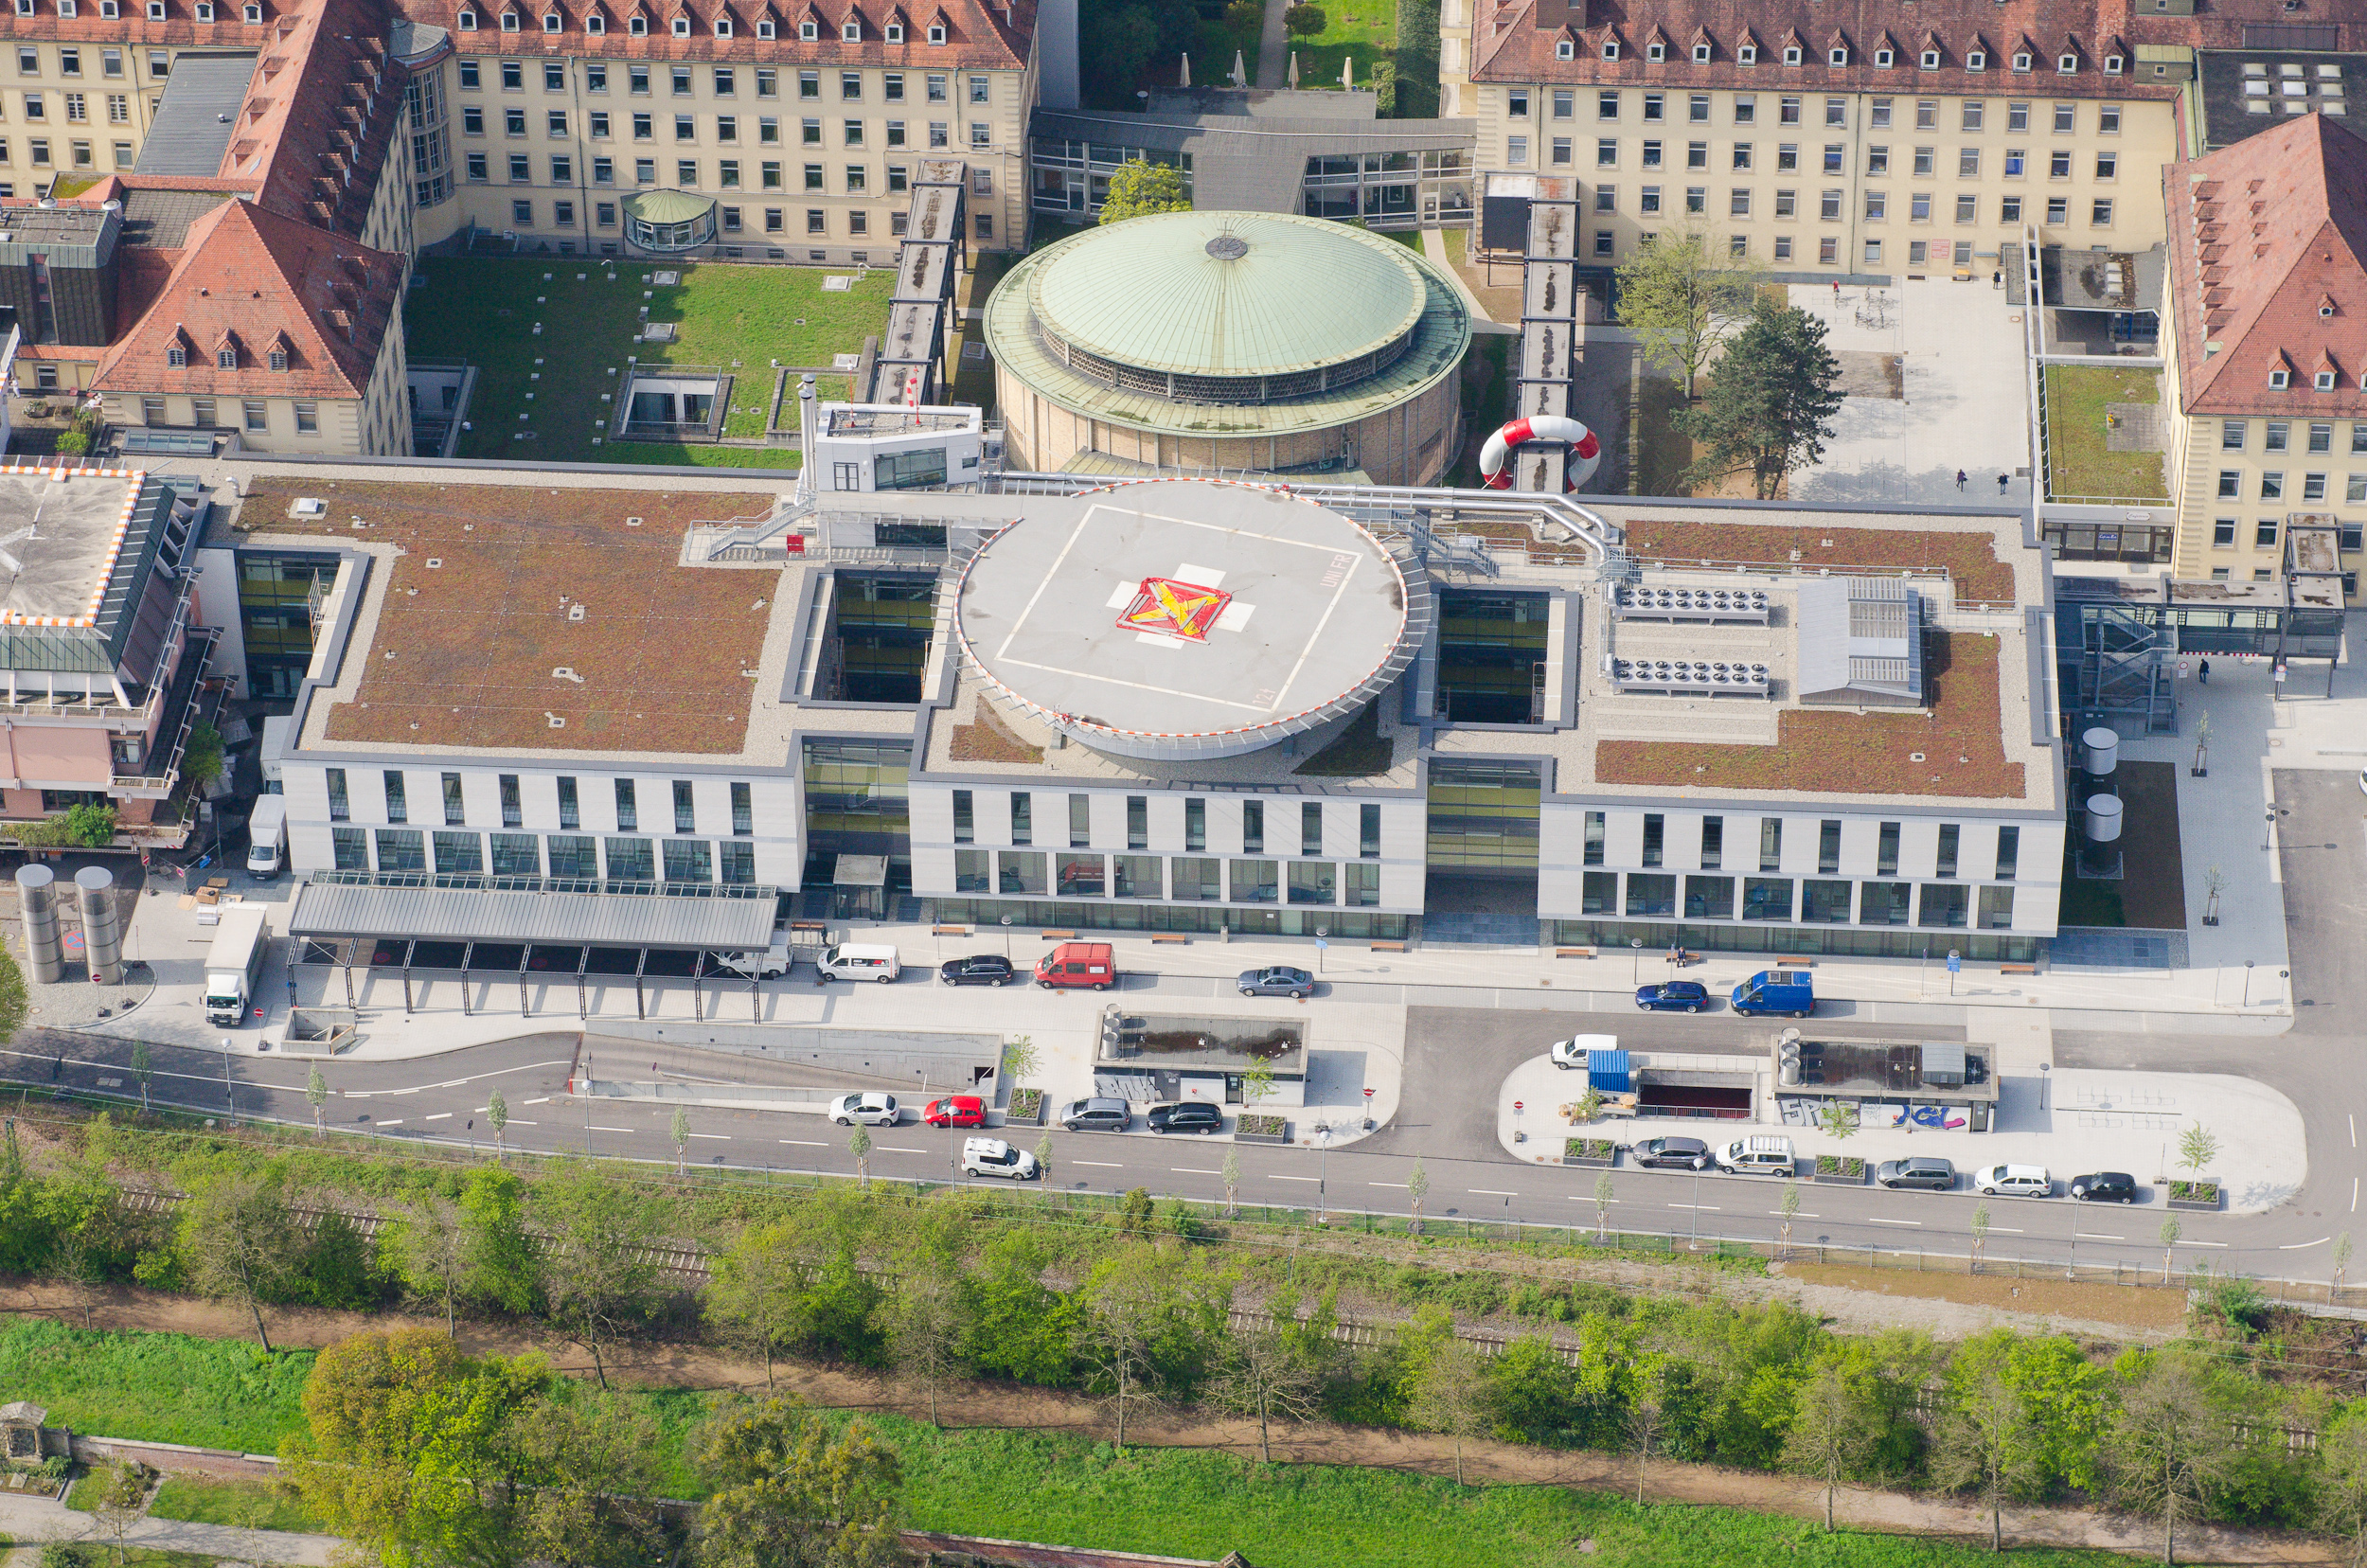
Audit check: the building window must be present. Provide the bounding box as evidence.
[2213,519,2236,547]
[1361,804,1381,859]
[1009,791,1032,845]
[1758,818,1782,871]
[383,771,408,824]
[1994,826,2020,880]
[2257,520,2279,547]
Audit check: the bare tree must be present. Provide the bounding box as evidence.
[1593,1170,1614,1241]
[1407,1158,1430,1236]
[1207,1323,1323,1464]
[1625,1357,1666,1505]
[1970,1203,1992,1272]
[2338,1231,2356,1299]
[1783,1363,1878,1532]
[539,1167,664,1389]
[1407,1337,1492,1487]
[183,1175,299,1351]
[1221,1147,1242,1220]
[1076,1251,1171,1450]
[1932,1363,2041,1552]
[54,1226,106,1329]
[672,1107,693,1175]
[885,1268,970,1426]
[2108,1355,2237,1566]
[130,1041,151,1114]
[87,1460,153,1568]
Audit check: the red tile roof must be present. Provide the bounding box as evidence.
[93,195,402,399]
[2166,112,2367,418]
[398,0,1032,70]
[1469,0,2272,96]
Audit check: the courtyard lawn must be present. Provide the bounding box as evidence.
[404,257,892,465]
[2043,364,2167,502]
[1284,0,1397,92]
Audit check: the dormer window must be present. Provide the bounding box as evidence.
[1600,37,1618,60]
[56,0,72,14]
[800,16,817,36]
[1828,45,1848,64]
[1646,41,1664,61]
[166,345,187,367]
[586,13,604,31]
[884,20,899,39]
[543,10,561,28]
[2057,52,2077,73]
[500,9,519,27]
[2323,302,2338,318]
[628,13,646,31]
[713,15,729,33]
[242,3,259,19]
[841,17,857,37]
[926,20,943,40]
[2103,53,2123,74]
[1874,46,1894,66]
[15,0,35,15]
[456,7,475,24]
[98,1,116,17]
[1554,37,1571,59]
[193,1,212,19]
[2317,370,2339,391]
[1967,49,1985,69]
[671,15,689,34]
[1691,43,1709,62]
[2011,50,2032,70]
[2271,367,2291,388]
[216,347,236,369]
[1918,48,1937,67]
[755,16,772,33]
[1737,43,1755,62]
[268,347,287,370]
[1783,45,1803,64]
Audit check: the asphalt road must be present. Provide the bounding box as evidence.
[0,769,2352,1282]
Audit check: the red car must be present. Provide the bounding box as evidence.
[922,1096,986,1128]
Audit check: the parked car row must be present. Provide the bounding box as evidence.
[1620,1136,2141,1202]
[1058,1096,1225,1134]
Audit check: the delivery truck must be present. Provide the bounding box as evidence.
[245,795,288,879]
[203,905,271,1026]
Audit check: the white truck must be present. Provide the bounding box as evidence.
[245,795,288,879]
[203,905,271,1027]
[258,715,292,790]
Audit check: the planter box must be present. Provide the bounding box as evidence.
[2168,1181,2222,1212]
[1563,1138,1617,1167]
[1006,1088,1044,1126]
[1236,1114,1290,1146]
[1813,1157,1867,1185]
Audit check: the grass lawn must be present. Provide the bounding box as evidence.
[149,1476,325,1535]
[0,1320,311,1455]
[1284,0,1397,91]
[405,257,892,465]
[2043,364,2167,501]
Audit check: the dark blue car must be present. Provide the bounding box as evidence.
[1634,981,1711,1013]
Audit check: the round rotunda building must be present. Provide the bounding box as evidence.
[982,210,1471,486]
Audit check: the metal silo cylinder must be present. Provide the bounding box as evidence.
[15,865,61,984]
[75,866,121,985]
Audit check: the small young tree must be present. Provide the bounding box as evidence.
[1409,1337,1492,1486]
[1408,1157,1431,1236]
[306,1064,328,1137]
[87,1460,152,1568]
[2178,1126,2220,1181]
[1613,219,1768,399]
[1593,1169,1615,1241]
[1240,1056,1275,1117]
[129,1042,151,1114]
[54,1224,107,1328]
[1970,1202,1992,1271]
[1282,2,1324,33]
[1097,158,1190,224]
[1784,1363,1878,1531]
[1033,1132,1055,1185]
[2160,1217,2183,1285]
[1676,301,1845,499]
[2337,1231,2355,1297]
[1001,1034,1039,1087]
[1626,1356,1667,1504]
[1779,1179,1801,1258]
[849,1126,872,1190]
[487,1090,508,1158]
[1221,1147,1242,1220]
[671,1107,693,1176]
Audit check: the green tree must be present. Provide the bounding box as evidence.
[1933,1358,2043,1552]
[1079,5,1158,104]
[1207,1319,1323,1463]
[2107,1353,2238,1565]
[536,1165,663,1388]
[1626,1355,1668,1504]
[1784,1362,1878,1531]
[1076,1246,1177,1448]
[307,1065,329,1137]
[672,1107,693,1175]
[180,720,224,793]
[1114,1185,1156,1237]
[182,1173,301,1350]
[1000,1035,1038,1085]
[1407,1335,1492,1486]
[1613,220,1766,399]
[458,1166,538,1314]
[389,1195,470,1337]
[695,1397,903,1568]
[884,1267,970,1426]
[2318,1408,2367,1568]
[961,1231,1074,1384]
[1676,302,1844,499]
[487,1091,507,1157]
[86,1460,152,1568]
[1488,1335,1576,1445]
[64,802,116,847]
[2179,1125,2220,1180]
[706,1220,808,1387]
[1816,1099,1860,1141]
[1282,2,1324,33]
[508,1391,668,1568]
[848,1126,872,1190]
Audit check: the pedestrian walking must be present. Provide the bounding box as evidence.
[2198,658,2211,685]
[1996,472,2010,494]
[1955,469,1967,491]
[1832,280,1842,303]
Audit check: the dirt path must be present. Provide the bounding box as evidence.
[0,1284,2330,1562]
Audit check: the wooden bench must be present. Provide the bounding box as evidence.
[1041,929,1077,940]
[1999,962,2039,975]
[790,920,828,934]
[1369,939,1408,953]
[1773,956,1818,968]
[1149,933,1190,944]
[1555,946,1596,959]
[932,925,970,936]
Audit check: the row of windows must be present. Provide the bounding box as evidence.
[1,89,135,121]
[138,396,321,434]
[9,43,140,76]
[327,768,757,836]
[2215,471,2367,502]
[1588,218,2085,264]
[1576,871,2018,930]
[333,828,757,883]
[2221,419,2367,454]
[457,57,991,104]
[1579,137,2115,179]
[2210,518,2366,550]
[1587,184,2111,226]
[1567,32,2125,76]
[460,109,963,150]
[486,195,992,240]
[949,790,1387,858]
[0,135,133,168]
[1519,88,2122,135]
[951,850,1384,907]
[454,5,950,42]
[2200,564,2360,590]
[466,153,981,199]
[1581,812,2017,880]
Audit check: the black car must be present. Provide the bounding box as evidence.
[1635,981,1711,1013]
[2069,1170,2139,1203]
[938,953,1016,987]
[1875,1156,1956,1191]
[1631,1135,1712,1170]
[1147,1101,1224,1135]
[1237,965,1315,999]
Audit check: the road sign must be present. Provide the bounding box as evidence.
[1946,952,1962,973]
[1513,1100,1524,1113]
[1314,938,1328,950]
[1362,1087,1375,1099]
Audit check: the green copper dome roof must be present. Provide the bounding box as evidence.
[1023,211,1430,379]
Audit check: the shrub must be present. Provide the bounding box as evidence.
[1283,2,1325,32]
[1814,1154,1865,1177]
[63,802,116,846]
[53,429,89,456]
[1562,1138,1614,1161]
[1236,1114,1287,1137]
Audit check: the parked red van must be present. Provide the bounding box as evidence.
[1034,941,1116,990]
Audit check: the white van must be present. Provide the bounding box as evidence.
[816,943,899,983]
[245,795,288,879]
[1714,1133,1796,1176]
[712,938,794,980]
[1975,1164,2052,1198]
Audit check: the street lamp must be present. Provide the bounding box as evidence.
[2263,805,2286,852]
[1000,913,1013,958]
[1314,1121,1332,1224]
[1631,936,1644,984]
[2242,959,2256,1007]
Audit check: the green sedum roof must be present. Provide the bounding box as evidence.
[1024,210,1429,378]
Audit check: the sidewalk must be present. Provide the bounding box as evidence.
[0,1490,341,1567]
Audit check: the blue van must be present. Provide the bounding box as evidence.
[1731,969,1814,1018]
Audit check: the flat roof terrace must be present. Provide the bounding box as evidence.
[246,478,777,754]
[0,468,148,628]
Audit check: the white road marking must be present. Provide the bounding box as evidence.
[378,1119,404,1127]
[1269,1174,1319,1182]
[1568,1195,1623,1203]
[2175,1238,2229,1248]
[1984,1226,2025,1234]
[1073,1160,1126,1167]
[424,1113,453,1122]
[1369,1181,1410,1188]
[525,1096,552,1105]
[502,1121,539,1128]
[779,1139,828,1147]
[2075,1232,2124,1240]
[2351,1114,2357,1149]
[877,1145,928,1153]
[1666,1203,1720,1211]
[2354,1176,2358,1213]
[687,1132,730,1140]
[1767,1210,1821,1218]
[1866,1216,1922,1225]
[2280,1236,2333,1250]
[590,1126,633,1133]
[1468,1189,1518,1197]
[1171,1167,1221,1175]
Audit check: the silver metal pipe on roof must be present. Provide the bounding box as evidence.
[15,865,61,985]
[74,865,120,985]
